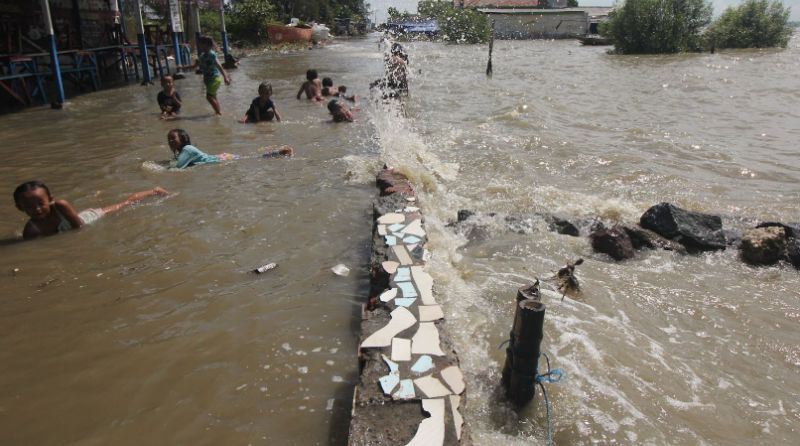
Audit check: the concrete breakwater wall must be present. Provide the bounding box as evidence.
[348,168,471,446]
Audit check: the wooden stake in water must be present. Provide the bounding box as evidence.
[486,19,495,78]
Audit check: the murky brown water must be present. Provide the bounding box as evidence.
[2,34,800,445]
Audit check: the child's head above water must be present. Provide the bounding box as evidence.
[13,180,53,220]
[258,82,273,98]
[306,69,318,81]
[167,128,191,157]
[322,77,333,88]
[338,85,347,94]
[161,75,174,90]
[199,36,215,52]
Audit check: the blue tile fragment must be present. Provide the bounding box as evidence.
[388,223,406,232]
[403,236,422,244]
[385,235,397,246]
[394,297,417,307]
[393,379,415,399]
[379,373,400,394]
[397,282,417,298]
[411,355,435,374]
[394,267,411,282]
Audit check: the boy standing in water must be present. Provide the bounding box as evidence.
[182,36,231,116]
[157,75,181,119]
[296,69,322,101]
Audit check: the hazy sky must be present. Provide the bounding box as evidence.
[579,0,800,20]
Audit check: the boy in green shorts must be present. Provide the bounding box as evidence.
[183,36,231,116]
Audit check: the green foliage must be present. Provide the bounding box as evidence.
[226,0,277,44]
[387,7,415,22]
[567,0,579,6]
[704,0,793,49]
[417,1,491,44]
[601,0,712,54]
[198,9,222,45]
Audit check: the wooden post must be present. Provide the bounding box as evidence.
[486,19,495,78]
[40,0,65,106]
[501,284,546,407]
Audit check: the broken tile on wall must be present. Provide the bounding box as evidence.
[361,307,417,348]
[411,322,445,356]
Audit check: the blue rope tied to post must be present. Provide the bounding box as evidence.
[534,353,563,446]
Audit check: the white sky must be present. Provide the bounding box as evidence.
[367,1,800,23]
[580,0,800,20]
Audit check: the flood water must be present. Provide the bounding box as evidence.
[2,34,799,445]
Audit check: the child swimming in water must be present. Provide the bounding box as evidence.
[240,82,281,123]
[14,181,168,240]
[327,99,354,123]
[167,128,293,169]
[157,75,182,119]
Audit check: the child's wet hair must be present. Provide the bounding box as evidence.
[327,99,340,113]
[258,82,273,96]
[322,77,333,87]
[168,128,191,149]
[13,181,51,207]
[160,74,173,83]
[306,69,318,80]
[338,85,347,93]
[199,36,215,48]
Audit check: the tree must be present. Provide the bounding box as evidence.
[225,0,277,44]
[704,0,793,49]
[600,0,713,54]
[567,0,579,6]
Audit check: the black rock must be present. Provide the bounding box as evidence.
[457,209,475,222]
[544,215,580,237]
[590,225,635,261]
[785,237,800,269]
[622,224,687,253]
[740,227,786,266]
[639,202,726,252]
[756,221,800,239]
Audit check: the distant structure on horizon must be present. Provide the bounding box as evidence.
[458,0,569,8]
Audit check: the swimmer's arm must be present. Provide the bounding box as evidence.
[172,91,182,106]
[54,200,83,229]
[22,221,42,239]
[297,83,305,99]
[215,59,230,85]
[100,188,169,216]
[254,106,261,122]
[273,105,281,122]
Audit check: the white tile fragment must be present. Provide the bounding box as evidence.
[411,322,445,356]
[377,225,387,236]
[413,375,452,398]
[391,338,412,362]
[405,399,445,446]
[403,206,420,213]
[440,366,466,395]
[361,307,417,348]
[392,245,413,265]
[402,219,426,237]
[379,288,398,302]
[381,261,399,274]
[411,266,436,305]
[406,196,416,202]
[377,213,405,224]
[449,395,463,441]
[418,305,444,322]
